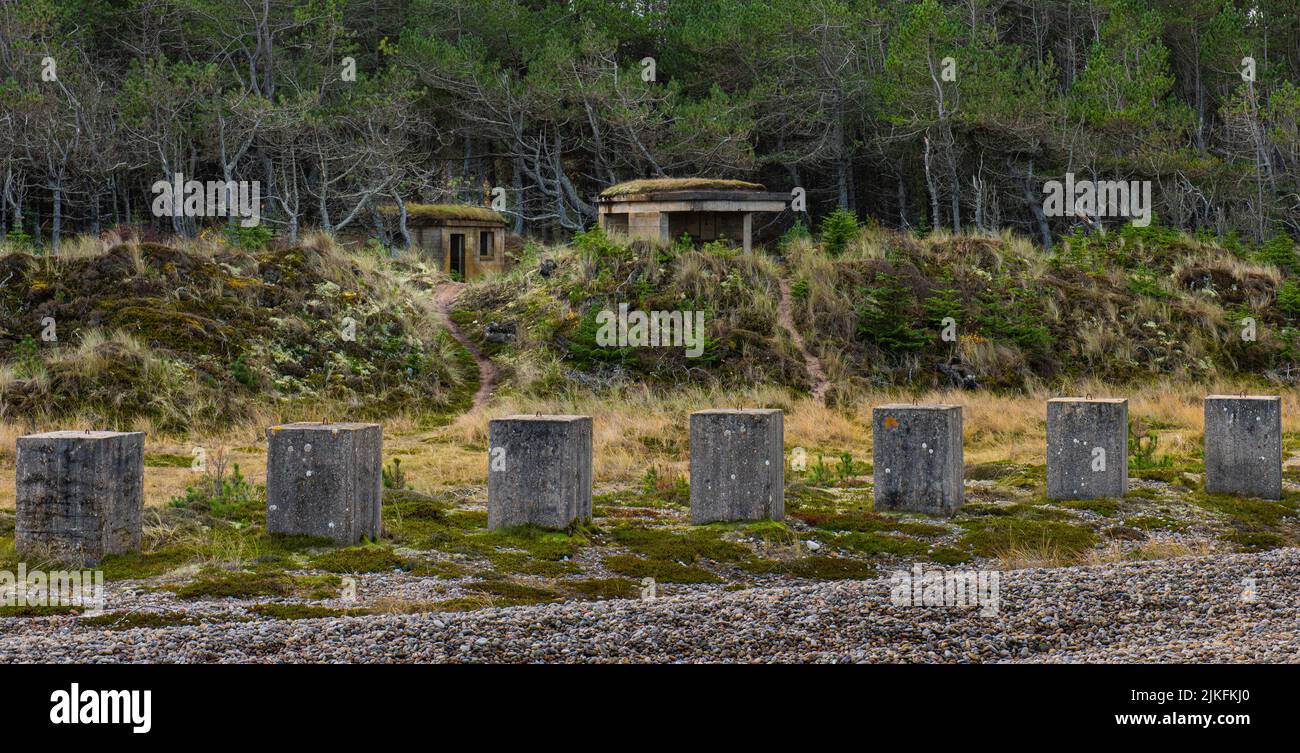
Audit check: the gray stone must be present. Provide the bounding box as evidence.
[872,405,963,515]
[266,422,382,543]
[1204,395,1281,499]
[1047,398,1128,499]
[488,415,592,530]
[689,409,784,524]
[16,430,144,566]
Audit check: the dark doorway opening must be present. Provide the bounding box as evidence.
[449,233,466,279]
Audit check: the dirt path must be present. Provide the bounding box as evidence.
[777,276,830,404]
[433,282,497,412]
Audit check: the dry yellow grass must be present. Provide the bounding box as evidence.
[1084,538,1220,566]
[995,540,1080,570]
[1,377,1296,511]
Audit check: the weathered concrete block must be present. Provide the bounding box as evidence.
[16,430,145,565]
[1204,395,1281,499]
[872,405,963,515]
[266,422,382,544]
[689,409,784,524]
[488,415,592,530]
[1047,398,1128,499]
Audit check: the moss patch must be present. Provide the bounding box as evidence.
[0,604,80,618]
[793,509,946,537]
[465,579,562,605]
[309,546,410,573]
[608,525,750,563]
[1060,498,1120,516]
[78,611,208,630]
[249,603,363,620]
[145,453,194,468]
[958,518,1098,558]
[603,554,720,583]
[1126,515,1188,532]
[928,546,974,565]
[172,571,341,600]
[741,556,875,580]
[831,531,929,557]
[1224,530,1285,551]
[565,577,640,600]
[99,547,195,580]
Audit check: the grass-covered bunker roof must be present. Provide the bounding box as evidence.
[599,178,767,199]
[379,203,506,226]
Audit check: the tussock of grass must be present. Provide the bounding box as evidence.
[1085,538,1218,564]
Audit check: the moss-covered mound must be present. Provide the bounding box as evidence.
[449,223,1300,400]
[787,224,1300,394]
[0,241,472,431]
[451,229,805,393]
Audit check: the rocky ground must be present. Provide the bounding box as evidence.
[1,548,1296,663]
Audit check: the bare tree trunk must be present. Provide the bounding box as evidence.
[511,157,524,235]
[1024,161,1052,250]
[833,111,849,208]
[51,181,62,254]
[896,171,908,228]
[923,135,940,230]
[393,192,412,249]
[944,123,961,232]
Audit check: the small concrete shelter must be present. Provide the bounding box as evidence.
[385,204,507,280]
[597,178,787,252]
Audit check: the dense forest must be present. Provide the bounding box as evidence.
[2,0,1299,251]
